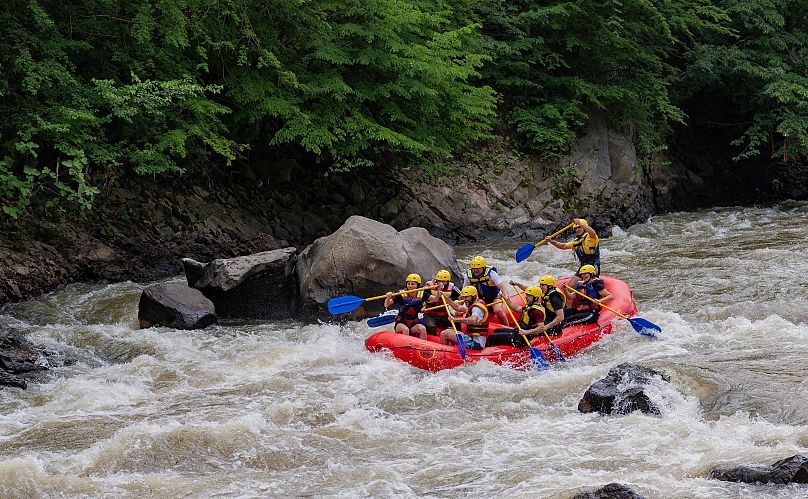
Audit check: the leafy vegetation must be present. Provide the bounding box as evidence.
[0,0,804,217]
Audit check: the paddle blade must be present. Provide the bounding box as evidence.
[367,312,397,328]
[457,333,467,360]
[327,295,366,314]
[628,317,661,337]
[529,346,550,370]
[515,243,535,263]
[550,342,566,362]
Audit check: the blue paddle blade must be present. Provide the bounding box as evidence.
[367,313,397,328]
[550,342,566,362]
[327,295,366,314]
[456,333,467,359]
[515,243,536,263]
[529,346,550,370]
[629,317,661,337]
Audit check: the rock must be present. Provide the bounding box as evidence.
[710,454,808,485]
[0,320,49,389]
[183,247,299,319]
[573,483,646,499]
[138,282,217,329]
[578,363,670,416]
[296,216,462,316]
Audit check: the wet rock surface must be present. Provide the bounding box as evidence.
[710,454,808,485]
[578,363,670,416]
[296,216,461,316]
[138,282,217,329]
[572,483,646,499]
[183,247,299,319]
[0,320,49,389]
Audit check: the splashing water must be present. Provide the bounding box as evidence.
[1,203,807,497]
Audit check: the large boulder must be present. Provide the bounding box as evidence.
[183,247,299,319]
[296,216,462,317]
[138,282,217,329]
[578,363,670,416]
[572,483,646,499]
[710,454,808,485]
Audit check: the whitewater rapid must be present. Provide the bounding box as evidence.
[1,203,807,497]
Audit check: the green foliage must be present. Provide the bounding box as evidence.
[470,0,729,158]
[675,0,807,161]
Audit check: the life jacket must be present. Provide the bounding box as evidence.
[575,279,603,311]
[465,299,490,335]
[517,301,546,330]
[571,233,600,265]
[466,267,500,302]
[395,290,426,327]
[424,281,459,316]
[542,288,567,324]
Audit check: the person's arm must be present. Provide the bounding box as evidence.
[489,270,506,298]
[503,294,523,313]
[462,275,470,288]
[520,309,546,335]
[383,292,395,309]
[509,280,526,292]
[455,306,482,324]
[543,295,566,329]
[545,237,570,249]
[575,218,598,242]
[594,281,612,304]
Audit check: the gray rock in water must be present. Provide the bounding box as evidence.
[710,454,808,485]
[182,247,299,319]
[296,216,462,317]
[573,483,646,499]
[0,320,49,389]
[138,282,217,329]
[578,363,670,415]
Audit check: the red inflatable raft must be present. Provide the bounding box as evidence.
[364,275,638,371]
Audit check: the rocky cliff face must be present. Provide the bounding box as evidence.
[0,117,776,305]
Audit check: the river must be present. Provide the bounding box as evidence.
[1,203,807,498]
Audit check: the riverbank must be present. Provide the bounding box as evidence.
[1,122,804,306]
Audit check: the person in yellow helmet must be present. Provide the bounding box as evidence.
[423,269,463,334]
[510,274,567,336]
[439,286,489,350]
[384,273,431,340]
[546,218,601,284]
[463,255,509,325]
[488,286,546,347]
[563,265,613,326]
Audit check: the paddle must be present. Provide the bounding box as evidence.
[515,222,576,263]
[441,295,466,360]
[564,285,661,337]
[503,296,549,370]
[512,286,566,362]
[367,311,398,328]
[367,298,506,328]
[328,285,437,315]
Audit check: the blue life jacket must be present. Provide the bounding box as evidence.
[576,279,603,311]
[466,267,500,302]
[396,290,426,324]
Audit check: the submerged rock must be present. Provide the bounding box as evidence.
[710,454,808,485]
[0,320,49,389]
[578,363,670,416]
[138,282,217,329]
[296,216,461,317]
[572,483,646,499]
[183,247,299,319]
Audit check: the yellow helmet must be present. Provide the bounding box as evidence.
[435,269,452,281]
[469,256,486,269]
[459,286,478,297]
[524,286,543,299]
[578,265,597,276]
[573,218,589,228]
[405,273,422,284]
[538,275,555,286]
